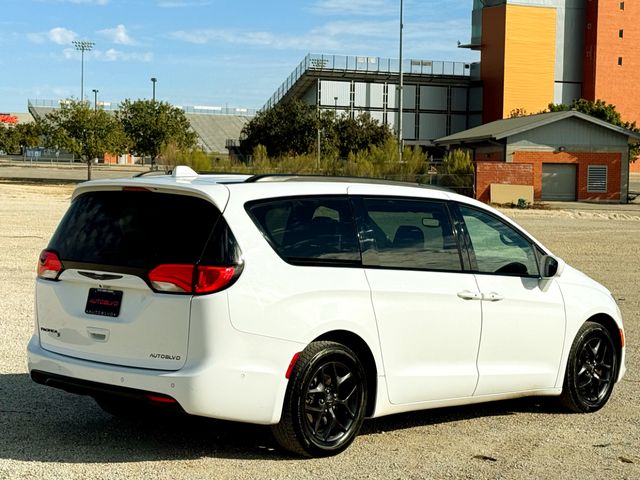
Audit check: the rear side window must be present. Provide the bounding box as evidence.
[49,190,222,269]
[247,196,360,265]
[357,197,462,271]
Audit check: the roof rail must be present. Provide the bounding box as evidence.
[134,169,169,178]
[244,173,454,192]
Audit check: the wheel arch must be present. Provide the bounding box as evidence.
[586,313,623,373]
[313,329,378,417]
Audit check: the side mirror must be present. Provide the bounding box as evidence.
[540,255,565,279]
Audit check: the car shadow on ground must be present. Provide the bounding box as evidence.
[0,373,567,462]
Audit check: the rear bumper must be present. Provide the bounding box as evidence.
[27,334,302,425]
[30,369,186,412]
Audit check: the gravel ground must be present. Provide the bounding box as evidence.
[0,182,638,480]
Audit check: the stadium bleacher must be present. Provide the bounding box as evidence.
[184,114,250,153]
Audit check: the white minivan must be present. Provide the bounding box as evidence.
[28,167,626,457]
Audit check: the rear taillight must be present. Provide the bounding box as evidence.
[148,264,194,293]
[148,264,237,294]
[37,250,63,280]
[195,266,236,294]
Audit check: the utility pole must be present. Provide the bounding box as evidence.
[151,77,157,102]
[398,0,404,161]
[89,88,99,180]
[151,77,158,170]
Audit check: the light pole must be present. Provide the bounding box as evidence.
[72,40,95,103]
[91,89,98,176]
[150,77,157,170]
[398,0,404,161]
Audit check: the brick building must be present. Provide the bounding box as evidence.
[436,111,640,203]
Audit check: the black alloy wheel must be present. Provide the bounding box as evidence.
[272,341,367,457]
[561,321,617,413]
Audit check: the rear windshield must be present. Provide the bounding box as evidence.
[49,190,222,269]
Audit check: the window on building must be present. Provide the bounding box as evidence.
[587,165,608,193]
[619,29,624,38]
[618,57,623,66]
[620,1,625,10]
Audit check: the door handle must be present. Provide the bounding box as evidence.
[457,290,482,301]
[482,292,504,302]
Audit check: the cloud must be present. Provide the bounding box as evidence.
[27,33,46,44]
[49,27,79,44]
[97,24,135,45]
[66,0,110,4]
[169,28,343,51]
[157,0,210,7]
[28,27,78,45]
[309,0,395,16]
[169,19,402,52]
[63,47,153,62]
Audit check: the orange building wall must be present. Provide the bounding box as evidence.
[584,0,640,125]
[512,151,621,201]
[481,4,556,123]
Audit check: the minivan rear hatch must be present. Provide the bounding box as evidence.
[36,186,232,370]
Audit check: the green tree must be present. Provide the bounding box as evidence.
[0,121,42,154]
[326,112,393,158]
[0,123,18,154]
[42,99,127,180]
[117,99,198,168]
[440,149,474,196]
[240,99,318,157]
[241,100,394,160]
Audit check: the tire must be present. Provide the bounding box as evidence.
[560,321,617,413]
[271,341,368,457]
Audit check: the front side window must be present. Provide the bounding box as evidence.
[459,205,539,276]
[247,196,360,265]
[357,197,462,271]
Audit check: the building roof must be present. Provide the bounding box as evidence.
[435,110,640,145]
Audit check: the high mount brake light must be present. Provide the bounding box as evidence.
[148,264,237,294]
[37,250,63,280]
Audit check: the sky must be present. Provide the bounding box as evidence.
[0,0,479,113]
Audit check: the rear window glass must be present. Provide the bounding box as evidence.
[247,197,360,265]
[49,190,221,268]
[359,197,462,271]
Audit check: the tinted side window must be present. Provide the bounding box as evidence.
[358,197,462,271]
[247,197,360,265]
[459,205,539,276]
[49,191,220,268]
